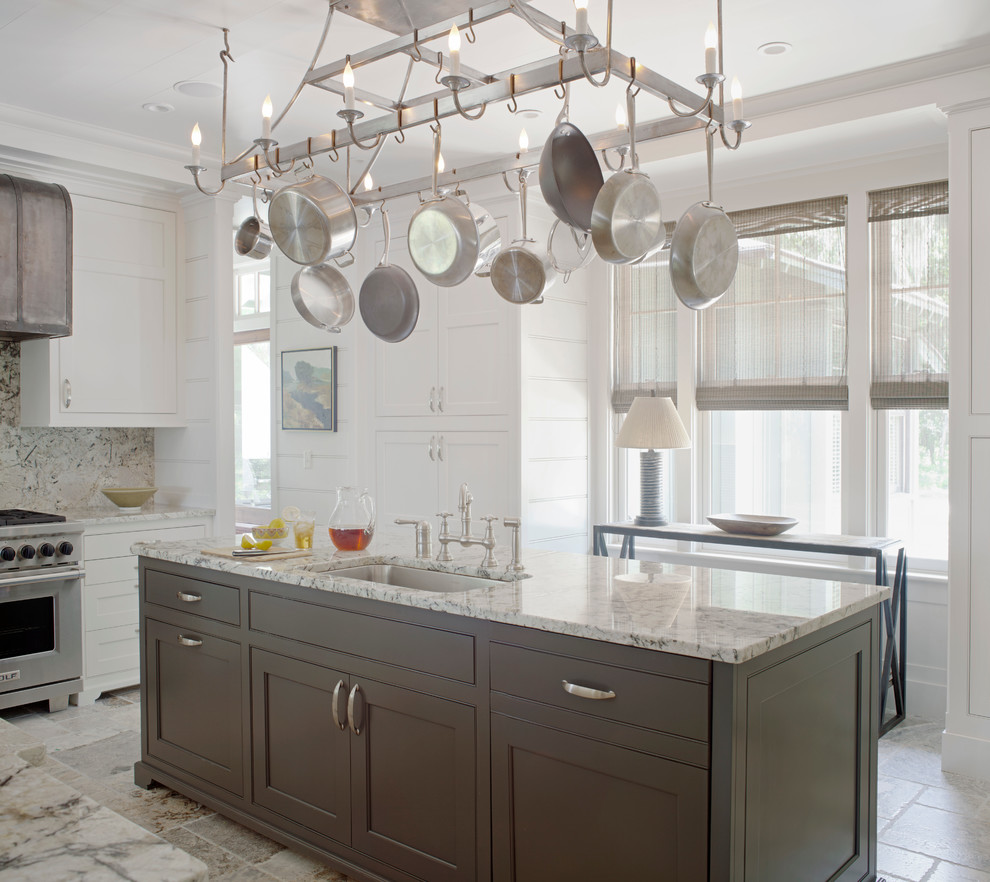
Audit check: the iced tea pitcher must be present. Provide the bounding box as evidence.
[328,486,375,551]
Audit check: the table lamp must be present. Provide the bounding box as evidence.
[616,396,690,526]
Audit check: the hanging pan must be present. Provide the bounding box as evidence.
[490,170,555,305]
[539,82,605,233]
[234,182,274,260]
[359,208,420,343]
[547,218,595,283]
[591,85,664,264]
[291,263,354,333]
[407,125,500,287]
[669,127,738,309]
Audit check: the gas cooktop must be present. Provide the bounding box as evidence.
[0,509,67,527]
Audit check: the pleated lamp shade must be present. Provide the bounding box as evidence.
[615,397,690,450]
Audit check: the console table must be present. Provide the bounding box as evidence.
[593,521,907,736]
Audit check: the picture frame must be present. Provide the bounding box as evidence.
[281,346,337,431]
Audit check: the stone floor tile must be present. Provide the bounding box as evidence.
[918,783,990,816]
[163,825,248,878]
[877,843,936,880]
[50,730,141,778]
[879,776,924,820]
[254,848,351,881]
[212,867,282,882]
[928,861,990,881]
[101,784,215,835]
[881,803,990,871]
[184,813,285,864]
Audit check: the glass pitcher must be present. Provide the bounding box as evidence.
[328,486,375,551]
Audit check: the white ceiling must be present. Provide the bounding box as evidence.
[0,0,985,190]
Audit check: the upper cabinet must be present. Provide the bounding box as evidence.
[373,232,510,419]
[20,194,182,427]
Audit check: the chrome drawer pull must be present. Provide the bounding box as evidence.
[332,679,347,731]
[347,684,363,735]
[177,635,203,647]
[562,680,616,701]
[176,591,202,603]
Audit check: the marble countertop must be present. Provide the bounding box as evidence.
[134,527,890,664]
[58,505,215,527]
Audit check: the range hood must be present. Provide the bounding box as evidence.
[0,173,72,340]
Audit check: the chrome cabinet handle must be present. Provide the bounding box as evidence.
[347,684,363,735]
[437,434,445,461]
[176,591,202,603]
[438,386,445,412]
[177,635,203,647]
[63,379,72,408]
[429,386,437,412]
[562,679,616,701]
[428,436,436,461]
[332,679,347,731]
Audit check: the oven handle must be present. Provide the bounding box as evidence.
[0,568,85,588]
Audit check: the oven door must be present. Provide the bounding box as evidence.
[0,568,83,694]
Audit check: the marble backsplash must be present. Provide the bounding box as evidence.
[0,341,154,511]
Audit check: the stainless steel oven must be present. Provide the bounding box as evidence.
[0,514,84,713]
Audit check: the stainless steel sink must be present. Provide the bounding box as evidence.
[321,563,500,593]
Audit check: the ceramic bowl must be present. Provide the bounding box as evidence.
[706,514,799,536]
[101,487,157,511]
[252,525,290,544]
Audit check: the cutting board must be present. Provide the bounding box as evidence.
[202,547,314,563]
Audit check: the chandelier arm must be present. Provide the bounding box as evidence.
[577,0,612,88]
[719,124,744,151]
[452,89,487,120]
[666,86,714,118]
[509,0,567,46]
[346,118,384,150]
[219,28,233,165]
[186,168,226,197]
[600,147,626,172]
[272,2,336,131]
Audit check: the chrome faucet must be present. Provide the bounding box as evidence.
[458,482,473,539]
[394,518,432,559]
[435,483,499,568]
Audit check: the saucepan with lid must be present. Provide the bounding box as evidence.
[490,169,554,305]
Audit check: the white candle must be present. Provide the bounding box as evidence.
[190,123,201,166]
[437,152,445,174]
[261,95,273,139]
[343,61,355,111]
[705,22,717,74]
[518,128,529,152]
[364,173,374,191]
[574,0,589,34]
[449,25,461,78]
[615,102,626,129]
[731,76,744,121]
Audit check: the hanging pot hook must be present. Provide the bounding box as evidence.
[554,57,566,100]
[394,107,406,144]
[435,52,445,86]
[506,74,518,114]
[464,8,477,43]
[327,130,340,163]
[410,29,423,62]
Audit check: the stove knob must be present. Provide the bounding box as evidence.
[18,545,36,560]
[0,547,15,562]
[57,541,74,556]
[38,543,56,558]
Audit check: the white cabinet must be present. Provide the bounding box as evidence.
[20,194,182,427]
[376,430,510,523]
[74,516,209,705]
[374,233,510,418]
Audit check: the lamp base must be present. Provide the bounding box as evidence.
[634,514,668,527]
[635,449,668,527]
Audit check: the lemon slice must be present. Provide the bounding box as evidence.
[254,539,273,551]
[282,505,301,522]
[240,534,255,550]
[268,517,286,529]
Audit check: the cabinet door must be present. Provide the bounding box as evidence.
[439,431,510,520]
[350,677,476,882]
[375,430,440,522]
[491,714,708,882]
[374,234,439,418]
[251,650,351,844]
[144,618,243,795]
[58,196,177,415]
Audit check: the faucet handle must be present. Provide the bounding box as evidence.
[436,511,454,530]
[481,515,498,526]
[504,517,521,528]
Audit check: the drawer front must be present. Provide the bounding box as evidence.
[86,555,139,586]
[85,624,140,679]
[85,579,139,631]
[87,523,207,560]
[250,591,475,684]
[490,641,710,742]
[145,568,240,625]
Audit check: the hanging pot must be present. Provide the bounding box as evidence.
[407,125,500,287]
[268,174,357,266]
[490,170,555,305]
[539,83,605,233]
[547,218,595,283]
[234,183,273,260]
[290,263,354,332]
[359,208,420,343]
[669,128,738,309]
[591,87,664,264]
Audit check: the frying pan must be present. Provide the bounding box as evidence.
[539,83,604,233]
[490,170,554,305]
[547,219,594,283]
[590,87,664,264]
[359,208,420,342]
[234,184,273,260]
[290,262,354,333]
[669,129,738,310]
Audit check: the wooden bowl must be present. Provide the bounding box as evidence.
[101,487,157,511]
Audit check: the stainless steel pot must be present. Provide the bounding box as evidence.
[591,88,664,264]
[269,174,357,266]
[547,219,595,283]
[359,208,420,343]
[669,130,738,309]
[234,183,274,260]
[539,84,604,233]
[491,171,554,305]
[290,263,355,332]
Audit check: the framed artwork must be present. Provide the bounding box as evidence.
[281,346,337,431]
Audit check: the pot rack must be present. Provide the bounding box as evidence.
[186,0,750,205]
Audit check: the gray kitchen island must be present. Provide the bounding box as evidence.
[133,529,887,882]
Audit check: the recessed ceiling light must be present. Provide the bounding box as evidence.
[511,108,543,119]
[173,80,223,98]
[757,41,792,56]
[142,102,174,113]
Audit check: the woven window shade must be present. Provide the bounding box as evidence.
[869,181,949,409]
[611,224,678,413]
[696,196,849,411]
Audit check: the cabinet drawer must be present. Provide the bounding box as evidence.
[490,641,710,743]
[86,555,139,586]
[145,568,240,625]
[87,523,207,560]
[85,624,140,679]
[249,592,475,684]
[85,579,139,631]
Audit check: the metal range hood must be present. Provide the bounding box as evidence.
[0,173,72,340]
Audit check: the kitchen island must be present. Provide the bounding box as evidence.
[134,530,887,882]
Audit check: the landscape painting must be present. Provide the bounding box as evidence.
[281,347,337,431]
